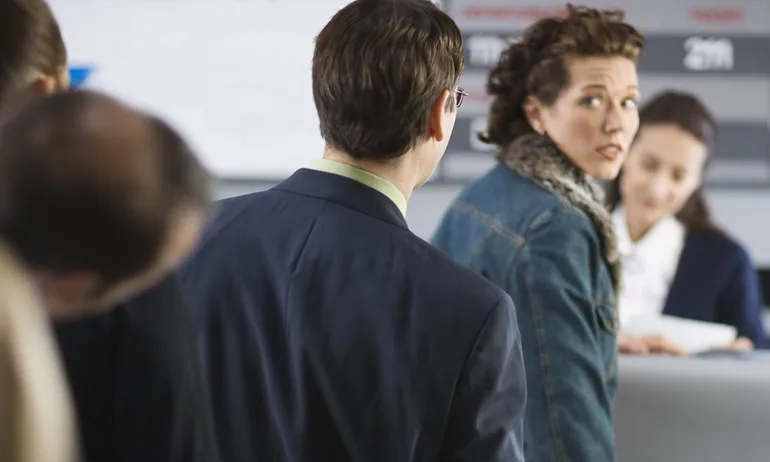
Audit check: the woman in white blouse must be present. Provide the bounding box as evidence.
[606,91,768,354]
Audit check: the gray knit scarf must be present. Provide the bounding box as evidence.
[499,132,621,302]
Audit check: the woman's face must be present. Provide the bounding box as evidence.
[620,124,708,228]
[527,56,640,180]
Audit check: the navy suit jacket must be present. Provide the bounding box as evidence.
[664,228,769,348]
[54,275,221,462]
[180,168,526,462]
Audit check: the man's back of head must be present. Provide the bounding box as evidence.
[312,0,464,187]
[0,0,68,117]
[0,89,211,318]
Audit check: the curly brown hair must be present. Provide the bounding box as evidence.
[479,3,644,153]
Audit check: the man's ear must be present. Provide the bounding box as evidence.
[36,271,100,318]
[28,74,59,95]
[523,95,545,135]
[11,74,59,105]
[427,89,452,142]
[0,75,55,122]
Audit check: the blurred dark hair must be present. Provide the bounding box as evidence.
[479,3,644,152]
[0,0,67,111]
[0,90,211,286]
[605,91,718,231]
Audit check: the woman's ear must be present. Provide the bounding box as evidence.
[523,95,544,135]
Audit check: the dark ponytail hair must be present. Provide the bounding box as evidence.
[605,91,718,231]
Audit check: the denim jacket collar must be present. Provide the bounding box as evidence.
[499,133,621,292]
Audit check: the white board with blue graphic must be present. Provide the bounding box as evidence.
[49,0,351,180]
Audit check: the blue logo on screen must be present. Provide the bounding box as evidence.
[68,66,95,89]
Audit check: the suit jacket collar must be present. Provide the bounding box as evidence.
[273,168,409,230]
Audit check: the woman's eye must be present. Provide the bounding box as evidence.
[621,98,638,109]
[581,96,601,108]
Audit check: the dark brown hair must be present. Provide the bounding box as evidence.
[312,0,464,160]
[0,0,67,108]
[605,91,718,230]
[0,90,211,285]
[479,3,644,153]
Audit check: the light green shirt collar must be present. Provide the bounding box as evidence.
[308,158,408,216]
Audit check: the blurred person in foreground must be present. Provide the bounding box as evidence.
[181,1,526,461]
[0,1,220,461]
[0,240,75,462]
[608,91,768,353]
[0,90,211,460]
[432,4,643,461]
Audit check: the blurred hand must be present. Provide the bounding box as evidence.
[719,336,753,351]
[617,333,689,356]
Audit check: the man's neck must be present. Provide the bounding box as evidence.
[322,148,418,200]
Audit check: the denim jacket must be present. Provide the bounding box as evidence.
[432,134,619,462]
